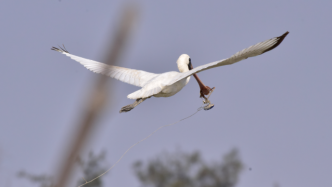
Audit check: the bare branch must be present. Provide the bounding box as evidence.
[54,4,139,187]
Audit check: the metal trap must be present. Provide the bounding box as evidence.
[202,87,215,111]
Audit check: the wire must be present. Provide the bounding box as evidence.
[77,104,207,187]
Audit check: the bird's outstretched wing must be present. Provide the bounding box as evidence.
[52,46,158,87]
[166,31,289,86]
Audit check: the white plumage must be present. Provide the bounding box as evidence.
[52,31,288,112]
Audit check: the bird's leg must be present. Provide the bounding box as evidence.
[192,73,214,98]
[119,97,149,113]
[200,86,215,99]
[188,63,214,110]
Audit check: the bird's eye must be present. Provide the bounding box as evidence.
[189,58,191,63]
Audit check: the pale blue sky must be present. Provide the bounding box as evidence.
[1,1,332,187]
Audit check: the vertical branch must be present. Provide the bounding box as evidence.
[54,5,138,187]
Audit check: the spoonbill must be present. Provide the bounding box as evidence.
[52,31,288,113]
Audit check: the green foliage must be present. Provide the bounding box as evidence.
[17,171,54,187]
[18,151,108,187]
[76,151,108,187]
[133,149,243,187]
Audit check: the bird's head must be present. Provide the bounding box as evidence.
[176,54,193,73]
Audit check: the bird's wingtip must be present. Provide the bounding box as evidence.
[51,45,69,53]
[280,31,289,40]
[262,31,289,54]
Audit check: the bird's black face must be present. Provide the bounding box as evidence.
[188,58,193,70]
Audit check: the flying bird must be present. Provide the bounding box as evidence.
[52,31,289,113]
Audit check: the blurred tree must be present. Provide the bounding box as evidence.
[17,151,108,187]
[76,151,108,187]
[18,149,245,187]
[133,149,243,187]
[17,171,54,187]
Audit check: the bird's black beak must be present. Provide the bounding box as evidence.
[188,59,193,70]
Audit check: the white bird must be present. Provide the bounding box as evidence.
[52,31,289,113]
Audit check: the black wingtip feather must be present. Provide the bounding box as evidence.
[51,45,69,53]
[262,31,289,54]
